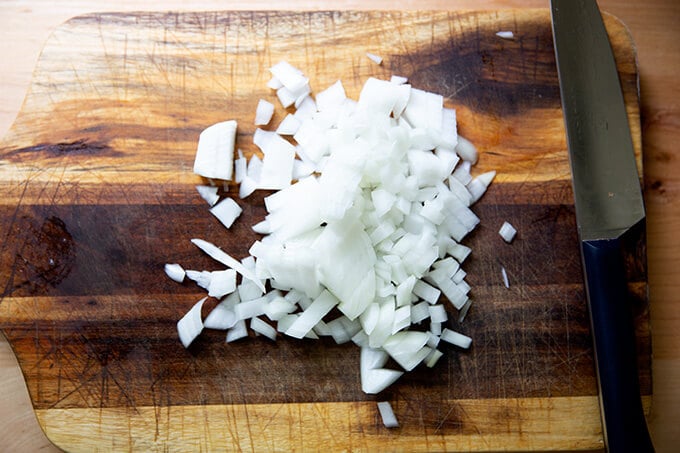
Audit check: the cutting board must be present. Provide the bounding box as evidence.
[0,10,650,452]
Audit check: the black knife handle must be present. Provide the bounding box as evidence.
[581,237,654,452]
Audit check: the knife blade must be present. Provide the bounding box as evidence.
[550,0,654,451]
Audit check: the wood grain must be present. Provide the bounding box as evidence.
[0,6,663,453]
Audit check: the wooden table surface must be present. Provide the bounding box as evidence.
[0,1,677,451]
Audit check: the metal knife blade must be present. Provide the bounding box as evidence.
[551,0,644,242]
[551,0,654,451]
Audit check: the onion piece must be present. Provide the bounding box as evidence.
[468,170,496,203]
[265,296,297,321]
[190,238,265,291]
[250,317,277,340]
[392,305,412,334]
[164,263,185,283]
[377,401,399,428]
[238,278,265,301]
[494,266,507,291]
[362,368,403,395]
[366,52,383,65]
[185,270,211,290]
[455,135,478,164]
[448,242,471,263]
[410,301,430,324]
[351,330,370,347]
[207,269,237,298]
[402,87,443,131]
[496,30,514,39]
[427,328,441,346]
[196,185,219,206]
[276,114,301,135]
[361,347,389,374]
[458,299,472,323]
[254,99,275,126]
[360,302,380,335]
[390,75,408,85]
[396,275,416,307]
[234,295,268,320]
[499,221,517,243]
[428,304,448,323]
[368,300,395,348]
[451,160,472,185]
[204,294,239,330]
[226,319,248,342]
[285,290,338,339]
[413,279,441,304]
[269,61,308,94]
[316,80,346,112]
[256,132,296,190]
[238,176,258,199]
[177,297,207,348]
[383,331,430,371]
[193,120,236,181]
[425,349,444,368]
[440,328,472,349]
[210,197,242,229]
[327,317,352,344]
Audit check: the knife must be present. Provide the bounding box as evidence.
[550,0,654,452]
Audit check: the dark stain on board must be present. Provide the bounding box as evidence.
[2,215,75,297]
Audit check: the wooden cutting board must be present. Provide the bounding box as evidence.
[0,10,650,452]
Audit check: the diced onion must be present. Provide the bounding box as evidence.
[191,238,265,291]
[285,290,338,339]
[496,31,514,39]
[499,221,517,243]
[254,99,275,126]
[440,328,472,349]
[196,185,219,206]
[204,295,239,330]
[177,297,207,348]
[425,349,444,368]
[169,60,499,403]
[210,197,242,229]
[250,317,277,340]
[164,263,185,283]
[501,265,510,288]
[226,319,248,342]
[366,52,383,65]
[207,269,237,298]
[428,304,448,323]
[377,401,398,428]
[276,114,301,135]
[185,270,211,289]
[193,120,236,181]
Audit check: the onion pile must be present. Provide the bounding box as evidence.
[167,61,495,395]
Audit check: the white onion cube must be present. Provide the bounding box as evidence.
[499,221,517,243]
[194,120,236,181]
[164,263,185,283]
[254,99,275,126]
[377,401,399,428]
[210,197,242,229]
[441,328,472,349]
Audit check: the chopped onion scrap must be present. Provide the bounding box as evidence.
[377,401,399,428]
[254,99,275,126]
[193,120,236,181]
[168,60,495,396]
[164,263,185,283]
[210,197,242,229]
[499,221,517,243]
[496,31,515,39]
[501,265,510,288]
[366,52,383,65]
